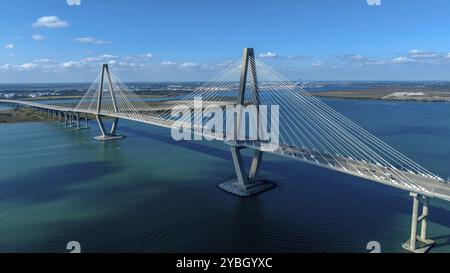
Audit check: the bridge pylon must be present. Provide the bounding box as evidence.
[219,48,276,197]
[94,64,125,141]
[402,192,435,253]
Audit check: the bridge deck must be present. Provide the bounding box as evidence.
[231,141,450,202]
[3,99,450,202]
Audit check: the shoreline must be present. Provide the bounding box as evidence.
[311,94,450,103]
[0,108,46,124]
[311,89,450,103]
[2,91,449,125]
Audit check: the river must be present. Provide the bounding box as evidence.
[1,98,450,252]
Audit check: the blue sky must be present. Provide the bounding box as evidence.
[1,0,450,83]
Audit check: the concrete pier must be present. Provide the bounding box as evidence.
[84,113,89,129]
[94,115,125,141]
[69,113,74,127]
[219,178,276,197]
[402,193,435,253]
[76,113,80,129]
[219,144,275,196]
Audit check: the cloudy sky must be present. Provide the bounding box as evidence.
[1,0,450,83]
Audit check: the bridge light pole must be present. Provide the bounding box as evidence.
[219,48,276,196]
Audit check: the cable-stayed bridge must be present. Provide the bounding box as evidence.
[1,48,448,253]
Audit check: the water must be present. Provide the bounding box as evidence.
[1,99,450,253]
[0,105,13,111]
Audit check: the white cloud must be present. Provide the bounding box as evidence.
[391,56,412,64]
[179,62,197,68]
[74,37,111,45]
[408,49,439,59]
[99,54,118,59]
[0,56,239,79]
[367,0,381,6]
[66,0,81,6]
[34,59,52,63]
[118,62,144,68]
[161,61,177,65]
[61,61,81,68]
[287,55,309,60]
[20,63,38,70]
[5,44,14,49]
[32,34,46,41]
[0,63,11,71]
[33,16,69,28]
[347,54,364,61]
[162,61,201,69]
[259,51,278,58]
[391,49,446,65]
[142,53,153,58]
[82,57,101,63]
[342,54,386,66]
[312,61,323,67]
[78,55,118,65]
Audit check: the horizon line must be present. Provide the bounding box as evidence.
[1,80,450,85]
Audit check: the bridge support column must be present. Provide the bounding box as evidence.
[219,145,275,197]
[67,112,73,127]
[94,115,125,141]
[73,112,88,130]
[84,113,89,129]
[402,193,435,253]
[76,113,80,129]
[69,113,74,128]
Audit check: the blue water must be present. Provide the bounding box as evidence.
[0,105,13,111]
[1,99,450,253]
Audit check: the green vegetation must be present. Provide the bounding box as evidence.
[0,108,46,123]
